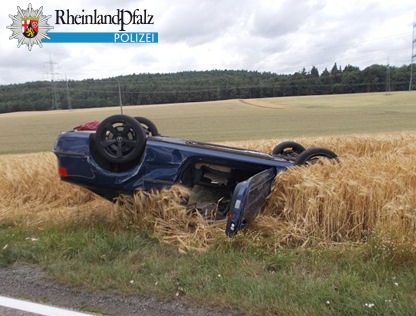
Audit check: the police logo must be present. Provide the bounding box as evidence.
[7,3,53,51]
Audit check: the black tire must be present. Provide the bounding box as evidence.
[95,115,146,164]
[272,141,305,159]
[294,147,338,165]
[134,117,160,136]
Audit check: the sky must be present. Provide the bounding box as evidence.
[1,0,415,84]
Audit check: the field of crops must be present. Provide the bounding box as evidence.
[1,92,416,251]
[1,131,415,254]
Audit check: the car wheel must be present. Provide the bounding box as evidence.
[294,147,338,165]
[134,117,160,136]
[272,141,305,159]
[95,115,146,164]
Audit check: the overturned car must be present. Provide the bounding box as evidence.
[54,115,337,236]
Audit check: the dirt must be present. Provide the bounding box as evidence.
[0,265,239,316]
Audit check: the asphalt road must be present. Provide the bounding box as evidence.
[0,266,237,316]
[0,296,93,315]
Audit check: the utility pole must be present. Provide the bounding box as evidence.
[118,80,123,114]
[65,74,72,109]
[386,57,391,94]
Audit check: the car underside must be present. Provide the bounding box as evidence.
[54,115,338,236]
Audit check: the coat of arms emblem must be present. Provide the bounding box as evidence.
[22,18,39,38]
[7,3,53,50]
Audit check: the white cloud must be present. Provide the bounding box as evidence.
[1,0,415,84]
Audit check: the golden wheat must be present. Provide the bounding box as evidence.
[0,152,110,227]
[1,132,415,252]
[113,187,226,252]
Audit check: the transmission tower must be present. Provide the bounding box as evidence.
[409,15,416,90]
[48,55,59,109]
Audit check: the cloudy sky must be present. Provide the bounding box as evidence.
[1,0,415,84]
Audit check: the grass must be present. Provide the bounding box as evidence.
[1,92,416,314]
[1,91,416,154]
[1,224,416,315]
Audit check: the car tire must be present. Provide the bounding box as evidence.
[134,117,160,136]
[294,147,338,165]
[95,115,146,164]
[272,141,305,159]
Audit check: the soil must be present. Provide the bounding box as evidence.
[0,265,239,316]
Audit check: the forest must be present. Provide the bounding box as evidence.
[0,63,412,113]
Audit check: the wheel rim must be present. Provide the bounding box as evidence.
[134,117,159,136]
[101,123,138,159]
[294,147,338,165]
[95,115,145,164]
[272,141,305,159]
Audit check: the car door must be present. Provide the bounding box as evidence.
[225,168,277,237]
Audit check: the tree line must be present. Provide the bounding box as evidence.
[0,63,413,113]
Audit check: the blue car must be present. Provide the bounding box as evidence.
[54,115,337,236]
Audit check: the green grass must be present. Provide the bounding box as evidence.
[1,91,416,154]
[1,224,416,315]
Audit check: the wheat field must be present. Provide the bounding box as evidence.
[1,132,415,252]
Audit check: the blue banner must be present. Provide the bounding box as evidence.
[44,32,158,43]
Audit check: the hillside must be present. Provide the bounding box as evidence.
[0,64,412,113]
